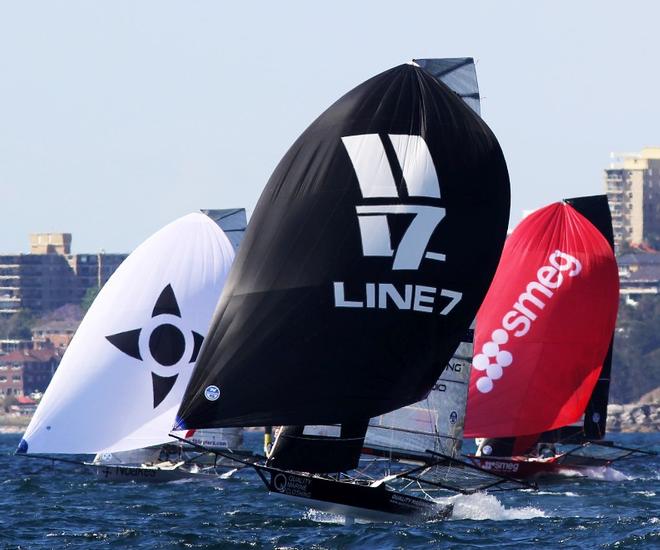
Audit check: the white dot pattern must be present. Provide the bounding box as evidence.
[473,331,515,393]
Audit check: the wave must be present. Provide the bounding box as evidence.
[579,466,631,481]
[545,465,631,481]
[444,493,547,521]
[299,492,548,524]
[220,468,238,479]
[535,490,579,497]
[303,509,361,525]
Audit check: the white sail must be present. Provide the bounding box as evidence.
[365,339,473,458]
[19,213,235,455]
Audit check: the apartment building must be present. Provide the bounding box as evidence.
[605,148,660,251]
[0,233,126,316]
[0,348,60,397]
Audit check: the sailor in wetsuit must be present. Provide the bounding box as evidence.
[535,443,557,458]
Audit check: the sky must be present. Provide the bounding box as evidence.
[1,1,659,254]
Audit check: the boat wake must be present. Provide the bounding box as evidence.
[302,509,367,525]
[582,466,631,481]
[301,493,547,524]
[443,493,547,521]
[557,466,631,481]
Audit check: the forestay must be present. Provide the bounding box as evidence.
[19,213,235,455]
[175,62,511,430]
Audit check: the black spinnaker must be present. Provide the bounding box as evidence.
[174,61,510,432]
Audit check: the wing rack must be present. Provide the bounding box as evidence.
[397,450,537,494]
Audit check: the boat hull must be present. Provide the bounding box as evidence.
[86,463,217,482]
[466,454,610,479]
[253,464,452,522]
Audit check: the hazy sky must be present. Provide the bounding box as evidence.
[1,1,659,253]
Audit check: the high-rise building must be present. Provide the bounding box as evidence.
[0,234,127,316]
[605,148,660,251]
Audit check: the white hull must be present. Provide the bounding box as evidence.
[86,462,217,482]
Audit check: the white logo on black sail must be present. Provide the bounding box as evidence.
[342,134,445,270]
[334,134,462,315]
[204,385,220,401]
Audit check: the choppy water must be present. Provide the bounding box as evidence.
[0,432,657,549]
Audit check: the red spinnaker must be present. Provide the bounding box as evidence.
[464,202,619,438]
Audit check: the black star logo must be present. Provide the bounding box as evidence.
[106,284,204,408]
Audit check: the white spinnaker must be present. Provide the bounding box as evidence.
[365,339,473,458]
[20,213,235,454]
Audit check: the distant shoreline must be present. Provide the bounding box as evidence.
[2,402,658,436]
[0,414,30,435]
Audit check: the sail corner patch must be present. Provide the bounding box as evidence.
[16,438,28,454]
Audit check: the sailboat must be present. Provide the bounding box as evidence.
[289,59,485,465]
[464,195,656,479]
[286,329,534,518]
[17,211,250,481]
[172,59,514,521]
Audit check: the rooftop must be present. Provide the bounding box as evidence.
[32,304,83,333]
[618,252,660,266]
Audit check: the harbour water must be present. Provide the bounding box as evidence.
[1,432,657,549]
